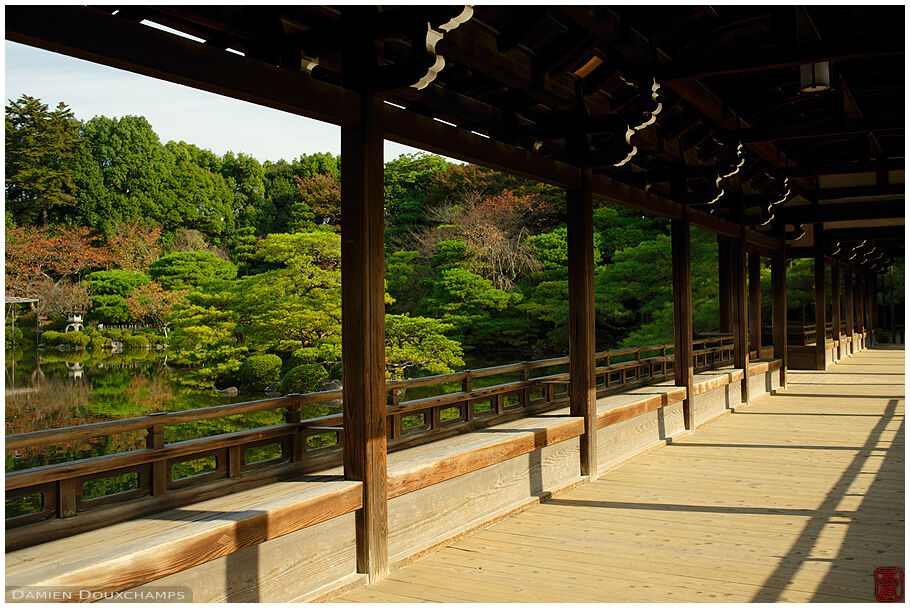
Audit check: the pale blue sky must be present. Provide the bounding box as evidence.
[4,40,429,164]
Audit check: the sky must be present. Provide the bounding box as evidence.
[4,40,432,164]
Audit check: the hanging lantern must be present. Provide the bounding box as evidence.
[800,61,831,92]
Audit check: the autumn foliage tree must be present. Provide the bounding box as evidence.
[5,224,112,298]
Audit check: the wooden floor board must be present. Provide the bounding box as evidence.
[334,347,904,603]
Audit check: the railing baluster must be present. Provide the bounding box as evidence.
[58,478,76,519]
[146,422,167,496]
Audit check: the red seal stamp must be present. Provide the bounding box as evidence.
[875,567,904,602]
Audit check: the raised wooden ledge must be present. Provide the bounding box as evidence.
[5,476,361,598]
[386,413,584,499]
[747,358,783,377]
[595,386,687,429]
[691,367,744,396]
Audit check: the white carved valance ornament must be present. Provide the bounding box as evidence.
[412,6,474,90]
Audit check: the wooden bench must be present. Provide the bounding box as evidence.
[6,474,362,602]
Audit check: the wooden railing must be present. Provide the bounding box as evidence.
[787,323,834,346]
[5,337,733,548]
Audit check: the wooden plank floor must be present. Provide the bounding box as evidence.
[333,347,904,603]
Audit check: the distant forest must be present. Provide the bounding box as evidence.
[8,94,875,392]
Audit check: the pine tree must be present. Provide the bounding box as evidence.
[5,95,83,225]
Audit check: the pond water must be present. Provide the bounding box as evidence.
[4,346,535,474]
[4,347,339,474]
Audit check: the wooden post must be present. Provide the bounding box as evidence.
[845,269,854,354]
[671,206,694,430]
[831,266,841,359]
[771,235,787,389]
[341,10,388,582]
[813,224,826,369]
[732,225,749,403]
[567,167,597,477]
[718,237,733,333]
[853,272,866,350]
[748,252,761,355]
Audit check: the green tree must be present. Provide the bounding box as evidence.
[149,251,238,291]
[84,269,151,323]
[384,152,451,241]
[5,95,83,225]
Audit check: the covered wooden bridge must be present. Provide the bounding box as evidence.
[5,5,904,602]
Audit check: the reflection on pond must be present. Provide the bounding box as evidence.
[5,347,341,474]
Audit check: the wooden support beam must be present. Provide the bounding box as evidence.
[732,225,750,403]
[806,184,904,201]
[739,118,902,144]
[748,253,761,354]
[831,265,842,352]
[671,202,695,430]
[845,269,855,354]
[340,14,388,582]
[718,237,733,333]
[780,158,904,178]
[813,224,827,369]
[567,169,597,476]
[824,226,906,244]
[653,39,903,82]
[771,230,788,388]
[775,201,904,225]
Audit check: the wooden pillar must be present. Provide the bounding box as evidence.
[671,206,694,430]
[341,12,388,581]
[771,236,787,389]
[813,224,826,369]
[567,168,597,477]
[873,272,880,344]
[831,265,841,359]
[845,269,854,354]
[890,265,896,343]
[732,229,749,402]
[853,271,866,350]
[718,237,733,333]
[748,252,761,355]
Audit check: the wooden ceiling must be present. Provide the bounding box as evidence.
[6,5,904,270]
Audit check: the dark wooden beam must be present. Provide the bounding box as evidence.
[781,158,904,178]
[775,201,904,225]
[436,19,576,111]
[748,253,761,354]
[824,226,906,243]
[340,13,388,582]
[813,223,827,369]
[567,168,597,476]
[771,228,788,388]
[739,119,903,144]
[732,221,750,402]
[654,39,904,82]
[5,6,359,126]
[671,196,695,430]
[806,184,904,201]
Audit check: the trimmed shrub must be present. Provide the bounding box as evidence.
[41,330,66,345]
[103,329,122,341]
[237,354,283,391]
[122,335,150,350]
[88,336,108,351]
[60,332,91,349]
[280,364,329,395]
